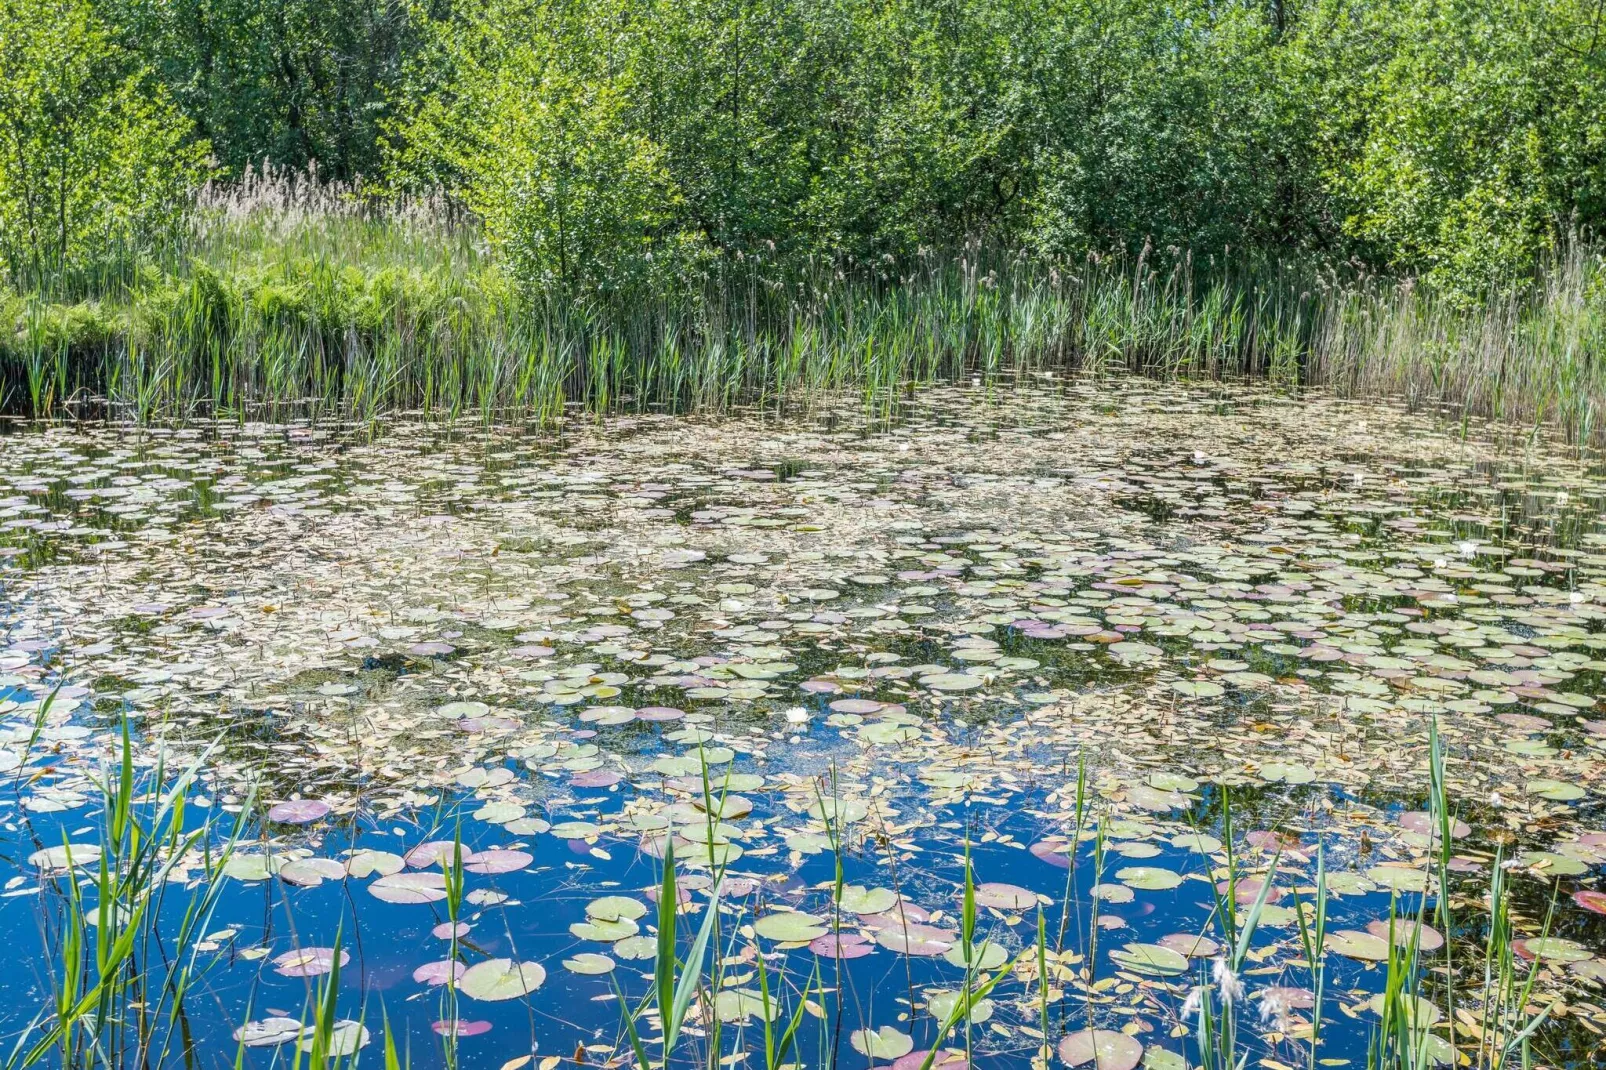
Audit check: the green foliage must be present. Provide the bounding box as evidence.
[0,0,1603,430]
[108,0,439,180]
[0,0,207,292]
[8,0,1606,302]
[1292,0,1606,289]
[391,0,695,299]
[386,0,1606,297]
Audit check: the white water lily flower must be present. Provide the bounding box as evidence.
[784,707,809,724]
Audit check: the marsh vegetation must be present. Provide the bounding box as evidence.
[2,1,1605,1065]
[0,382,1604,1069]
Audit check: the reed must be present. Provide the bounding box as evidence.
[9,719,248,1070]
[5,177,1603,442]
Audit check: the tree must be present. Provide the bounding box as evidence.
[0,0,208,290]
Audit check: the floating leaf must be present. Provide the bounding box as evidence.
[562,953,615,975]
[1325,929,1391,961]
[273,946,350,978]
[926,990,993,1024]
[851,1026,913,1060]
[267,799,330,824]
[459,959,546,1001]
[1525,779,1585,802]
[839,885,899,914]
[754,912,828,942]
[369,872,448,904]
[972,882,1036,910]
[1059,1030,1142,1070]
[234,1019,303,1048]
[1116,867,1182,891]
[1110,942,1188,976]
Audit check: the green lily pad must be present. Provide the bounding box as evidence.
[753,912,828,942]
[1526,779,1585,802]
[839,885,899,914]
[1109,942,1188,976]
[1515,937,1592,963]
[942,940,1008,970]
[1170,680,1223,698]
[923,673,984,692]
[586,896,647,922]
[1260,762,1315,784]
[715,989,780,1023]
[1117,867,1182,891]
[570,916,639,942]
[851,1026,913,1060]
[1366,865,1429,893]
[562,953,615,975]
[1364,994,1441,1028]
[1325,929,1391,961]
[927,990,994,1023]
[459,959,546,1001]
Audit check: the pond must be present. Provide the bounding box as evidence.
[0,376,1603,1070]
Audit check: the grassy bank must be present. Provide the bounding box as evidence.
[2,179,1603,438]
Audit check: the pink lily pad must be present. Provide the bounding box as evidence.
[268,800,330,824]
[1216,877,1281,905]
[1399,812,1471,839]
[973,882,1036,910]
[405,841,460,868]
[462,849,533,875]
[1030,841,1073,868]
[431,1020,492,1037]
[874,922,954,956]
[369,872,448,904]
[413,960,467,985]
[1367,919,1445,952]
[809,932,875,959]
[1573,890,1606,916]
[273,947,350,977]
[892,1050,967,1070]
[407,641,456,657]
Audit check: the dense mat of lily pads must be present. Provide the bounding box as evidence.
[1,378,1604,1069]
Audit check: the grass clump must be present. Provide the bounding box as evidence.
[4,179,1603,443]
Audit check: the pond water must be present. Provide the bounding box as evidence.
[1,377,1604,1070]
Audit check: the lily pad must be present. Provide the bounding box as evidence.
[1059,1030,1143,1070]
[1116,866,1182,891]
[972,882,1036,910]
[1525,779,1585,802]
[369,872,448,904]
[459,959,546,1001]
[754,911,829,942]
[562,953,616,975]
[840,885,899,914]
[1325,929,1391,961]
[851,1026,914,1060]
[1109,942,1188,976]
